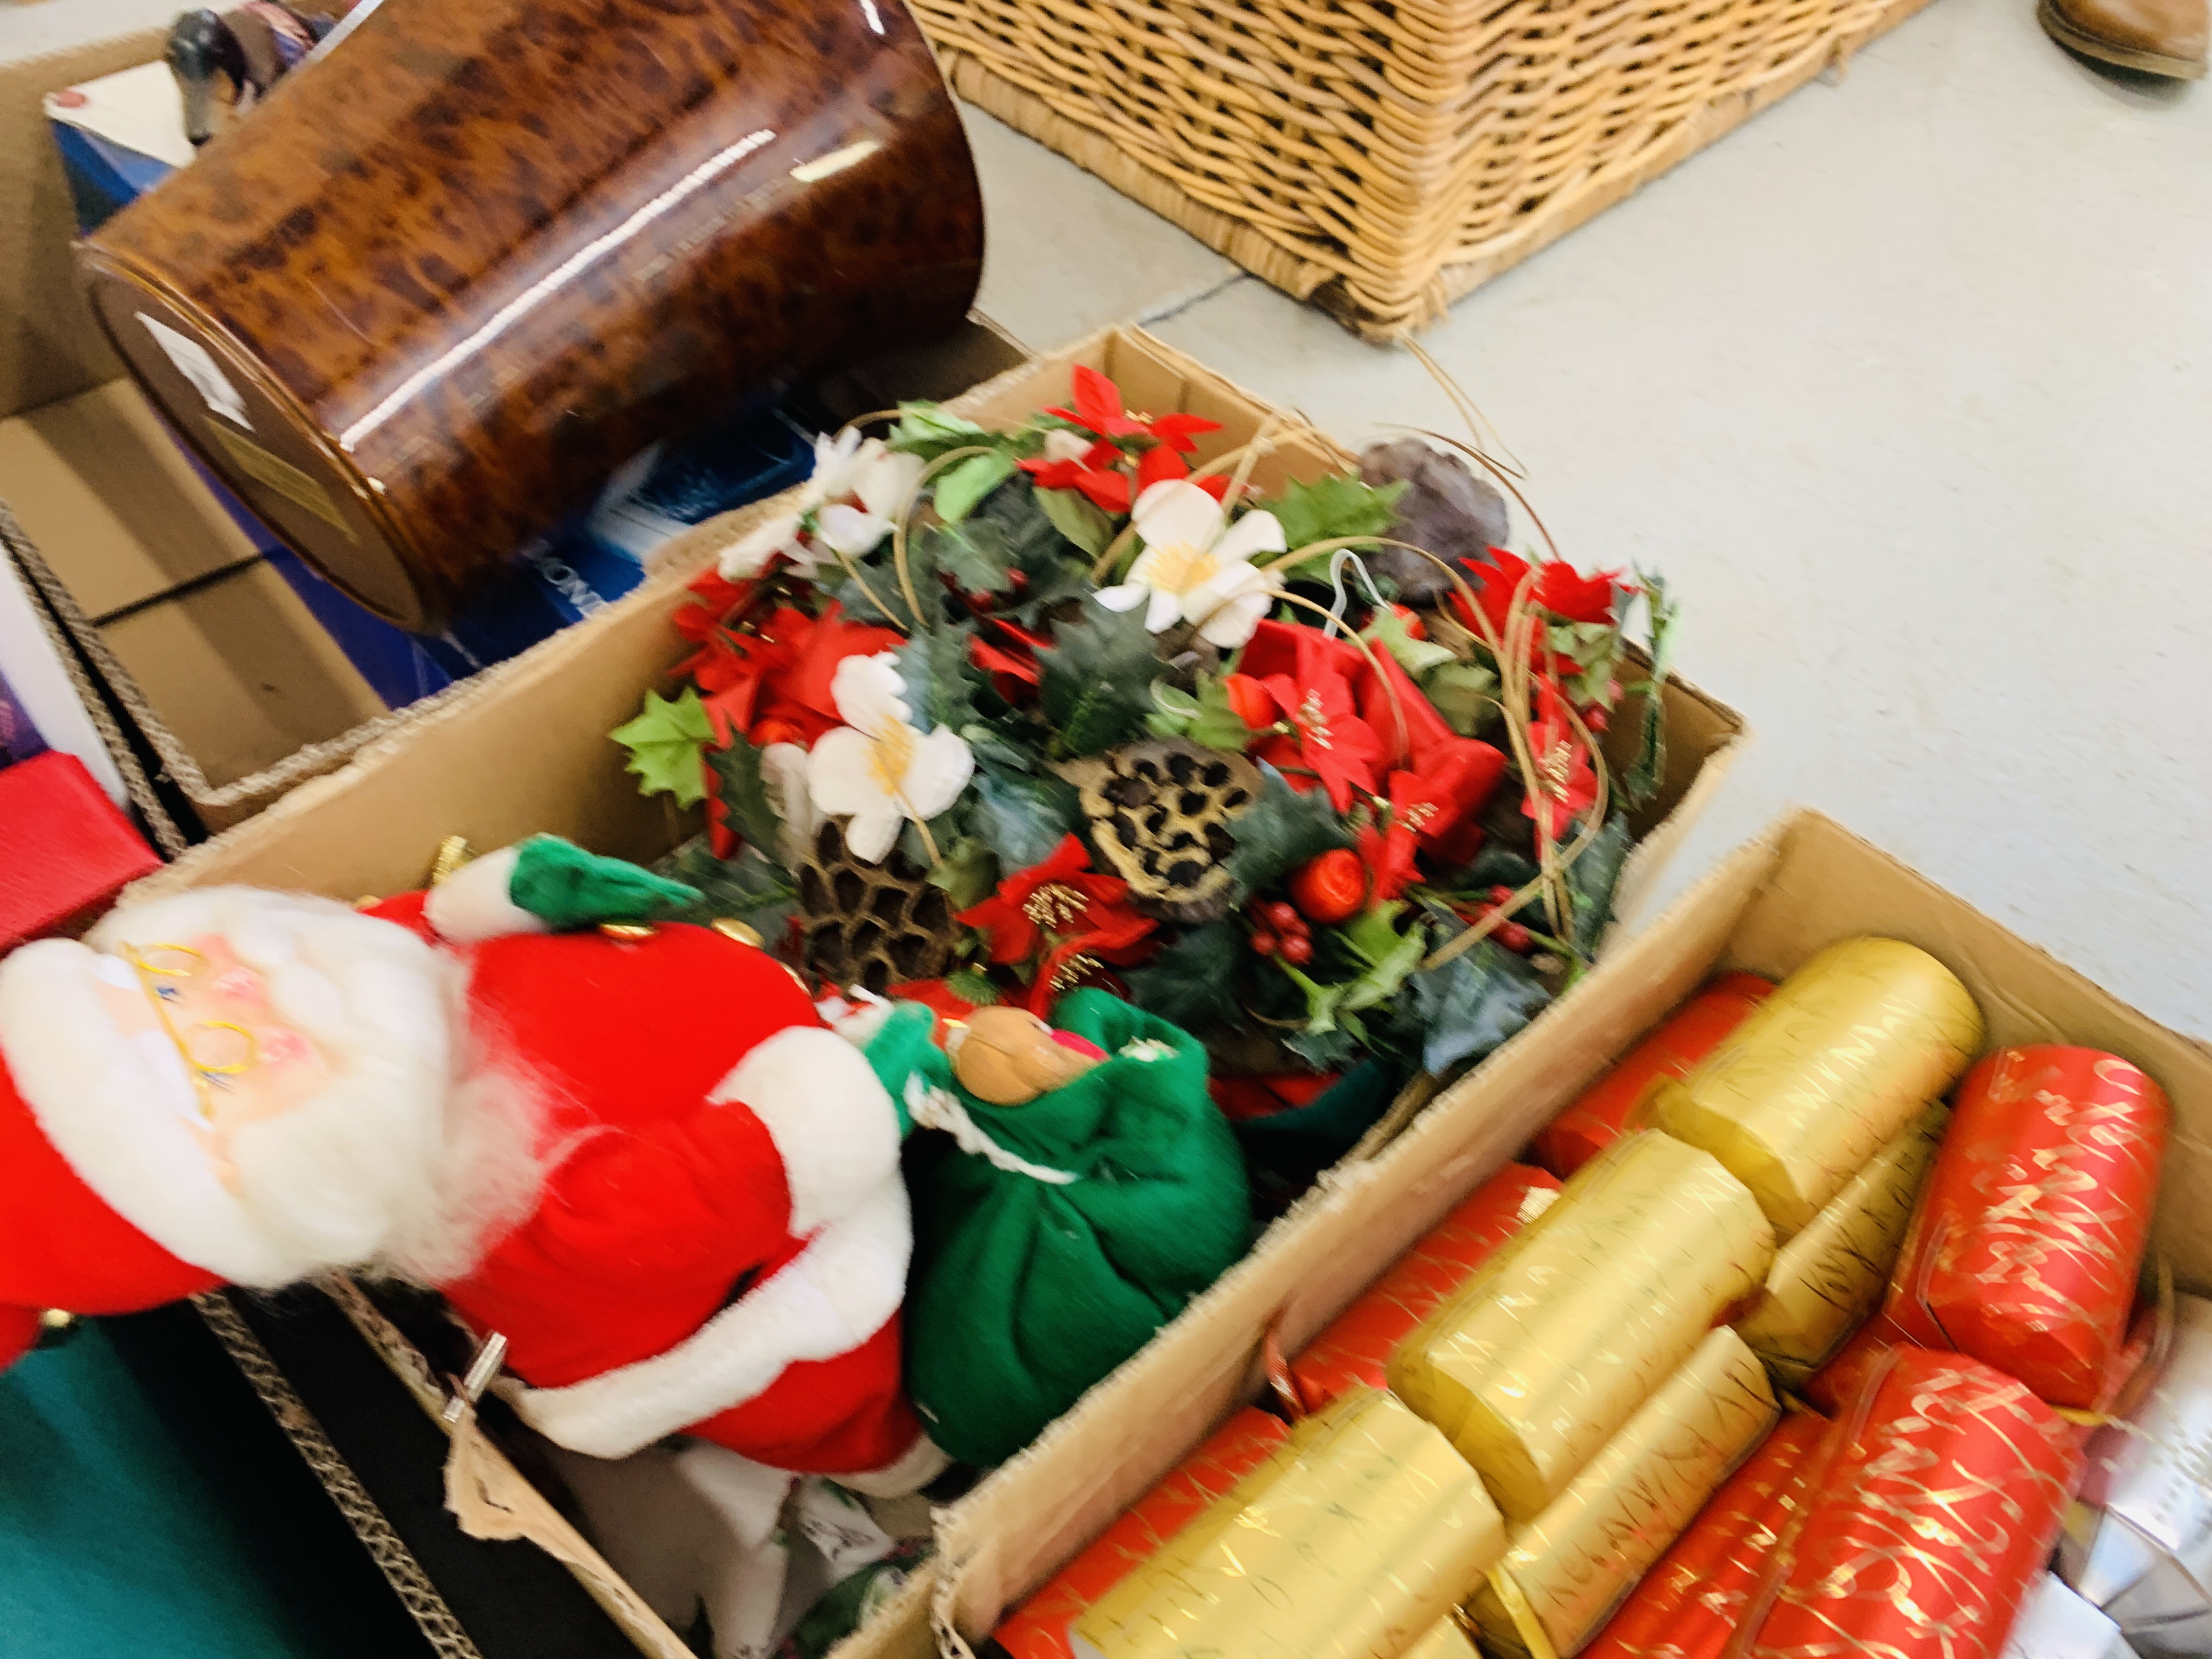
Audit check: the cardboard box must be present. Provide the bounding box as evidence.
[926,807,2212,1647]
[126,324,1746,1659]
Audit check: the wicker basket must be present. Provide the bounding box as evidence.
[913,0,1935,336]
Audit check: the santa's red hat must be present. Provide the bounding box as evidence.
[0,888,456,1368]
[0,1043,223,1367]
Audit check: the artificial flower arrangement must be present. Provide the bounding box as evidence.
[613,365,1677,1178]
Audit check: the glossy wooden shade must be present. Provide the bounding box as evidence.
[78,0,985,631]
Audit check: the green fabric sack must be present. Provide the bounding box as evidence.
[894,990,1250,1468]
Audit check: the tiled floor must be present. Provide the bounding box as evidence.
[963,0,2212,1043]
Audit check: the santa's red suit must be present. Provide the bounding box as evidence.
[0,851,939,1493]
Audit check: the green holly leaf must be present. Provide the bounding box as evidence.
[946,966,1001,1006]
[923,520,1017,597]
[1422,659,1501,737]
[1361,606,1458,678]
[1622,571,1677,806]
[885,402,993,461]
[1285,1022,1364,1071]
[1565,811,1635,956]
[927,834,1000,911]
[934,452,1019,525]
[1038,600,1160,754]
[704,737,787,860]
[897,624,983,735]
[1404,937,1553,1076]
[1222,765,1352,900]
[976,477,1081,568]
[654,837,799,937]
[1122,922,1245,1032]
[1550,617,1627,708]
[1276,960,1346,1033]
[1260,475,1407,560]
[1186,674,1256,751]
[969,761,1080,871]
[1009,555,1098,629]
[1144,676,1255,751]
[1036,485,1115,557]
[1147,682,1201,741]
[612,687,715,807]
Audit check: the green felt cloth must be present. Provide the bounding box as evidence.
[0,1328,336,1659]
[508,835,700,930]
[896,990,1250,1468]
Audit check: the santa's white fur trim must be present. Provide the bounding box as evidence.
[709,1027,899,1238]
[826,1433,952,1499]
[424,847,546,945]
[505,1175,911,1460]
[0,890,453,1286]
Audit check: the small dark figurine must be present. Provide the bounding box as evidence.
[167,2,345,146]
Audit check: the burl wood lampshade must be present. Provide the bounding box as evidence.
[78,0,985,632]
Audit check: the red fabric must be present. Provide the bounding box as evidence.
[428,919,918,1473]
[993,1408,1291,1659]
[1581,1414,1825,1659]
[1878,1045,2167,1408]
[1532,973,1775,1178]
[1747,1347,2080,1659]
[0,754,161,950]
[1290,1164,1559,1407]
[441,926,808,1348]
[690,1315,919,1476]
[0,1302,37,1369]
[0,1055,220,1340]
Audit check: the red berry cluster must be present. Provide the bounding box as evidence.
[1468,884,1533,953]
[1248,899,1314,966]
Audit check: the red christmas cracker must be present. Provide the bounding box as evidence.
[1878,1045,2167,1409]
[1290,1164,1561,1409]
[1533,973,1774,1178]
[992,1408,1291,1659]
[1580,1413,1826,1659]
[1744,1346,2083,1659]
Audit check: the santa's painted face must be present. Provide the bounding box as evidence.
[94,932,336,1188]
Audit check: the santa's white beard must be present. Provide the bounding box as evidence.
[73,887,546,1286]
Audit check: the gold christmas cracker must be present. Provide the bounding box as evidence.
[1387,1131,1775,1521]
[1467,1328,1781,1659]
[1651,938,1982,1237]
[1071,1386,1506,1659]
[1734,1102,1950,1383]
[1401,1618,1479,1659]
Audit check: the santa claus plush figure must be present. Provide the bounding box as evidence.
[0,837,941,1494]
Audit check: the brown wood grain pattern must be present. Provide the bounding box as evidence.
[79,0,983,630]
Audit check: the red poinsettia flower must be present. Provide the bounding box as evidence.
[1355,818,1419,909]
[1387,741,1504,867]
[1356,646,1456,770]
[1521,678,1599,840]
[678,569,759,640]
[1238,618,1363,685]
[968,616,1053,704]
[1022,435,1136,515]
[686,603,902,748]
[1534,561,1623,625]
[1260,669,1384,812]
[1031,366,1227,512]
[1450,548,1624,665]
[1047,366,1224,456]
[957,834,1157,967]
[1047,365,1151,439]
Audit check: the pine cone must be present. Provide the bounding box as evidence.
[795,821,958,994]
[1059,740,1261,924]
